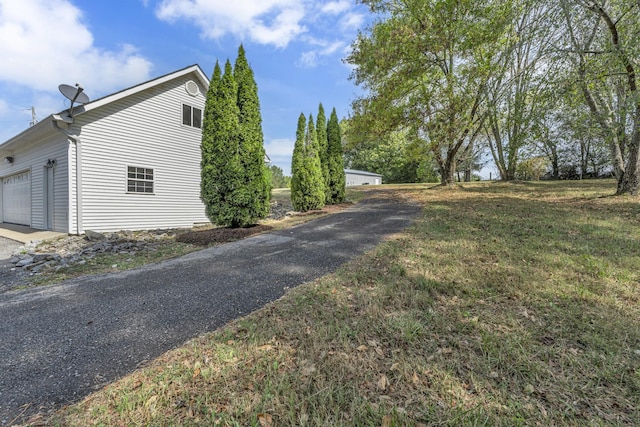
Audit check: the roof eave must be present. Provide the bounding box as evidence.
[73,64,209,118]
[0,116,56,155]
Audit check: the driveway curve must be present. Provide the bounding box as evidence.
[0,196,421,425]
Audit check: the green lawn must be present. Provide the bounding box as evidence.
[47,180,639,426]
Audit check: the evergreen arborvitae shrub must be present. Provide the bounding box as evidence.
[327,107,346,204]
[200,61,223,223]
[291,113,325,211]
[316,103,330,202]
[200,60,249,228]
[290,113,306,211]
[234,44,271,221]
[201,47,272,228]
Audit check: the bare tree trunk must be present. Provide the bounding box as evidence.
[582,1,640,195]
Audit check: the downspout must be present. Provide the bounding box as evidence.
[52,120,83,235]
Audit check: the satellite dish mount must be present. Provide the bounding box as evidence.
[58,83,90,119]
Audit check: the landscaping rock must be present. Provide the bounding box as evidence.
[15,256,34,268]
[7,229,177,278]
[4,201,294,287]
[85,230,107,241]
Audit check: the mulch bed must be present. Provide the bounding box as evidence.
[175,202,352,246]
[176,225,273,246]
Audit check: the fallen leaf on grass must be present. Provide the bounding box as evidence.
[378,374,389,391]
[381,415,392,427]
[357,345,368,352]
[412,371,420,386]
[258,413,273,426]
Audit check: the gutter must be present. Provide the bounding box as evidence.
[52,117,83,235]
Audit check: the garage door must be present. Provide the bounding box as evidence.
[3,171,31,225]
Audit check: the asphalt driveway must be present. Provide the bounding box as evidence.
[0,238,23,292]
[0,196,421,425]
[0,237,20,260]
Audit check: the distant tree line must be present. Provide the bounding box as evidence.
[268,165,291,189]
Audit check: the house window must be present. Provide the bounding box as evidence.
[127,166,154,194]
[182,104,202,128]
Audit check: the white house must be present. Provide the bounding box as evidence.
[0,65,211,234]
[345,169,383,186]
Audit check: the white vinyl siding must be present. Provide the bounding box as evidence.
[0,134,69,232]
[345,169,383,186]
[75,74,208,232]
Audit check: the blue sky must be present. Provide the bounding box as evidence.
[0,0,371,175]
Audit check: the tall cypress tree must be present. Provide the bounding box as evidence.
[201,61,223,222]
[290,113,306,211]
[291,113,325,211]
[327,107,346,204]
[234,44,271,221]
[302,114,326,210]
[201,60,248,227]
[316,103,330,202]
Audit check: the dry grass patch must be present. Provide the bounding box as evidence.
[45,180,639,426]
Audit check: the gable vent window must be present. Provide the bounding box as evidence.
[182,104,202,128]
[185,80,199,96]
[127,166,154,194]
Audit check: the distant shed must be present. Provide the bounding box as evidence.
[344,169,383,186]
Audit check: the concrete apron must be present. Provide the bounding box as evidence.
[0,223,65,244]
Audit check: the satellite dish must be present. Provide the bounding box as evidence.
[58,83,90,119]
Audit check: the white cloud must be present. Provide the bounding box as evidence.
[340,12,365,32]
[265,137,294,157]
[296,40,346,69]
[156,0,307,48]
[296,51,318,68]
[321,41,346,56]
[321,1,351,15]
[0,0,153,94]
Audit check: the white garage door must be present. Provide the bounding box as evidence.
[3,171,31,225]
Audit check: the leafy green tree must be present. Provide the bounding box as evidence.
[483,0,555,181]
[343,119,439,183]
[326,108,346,203]
[234,44,271,220]
[291,113,325,211]
[559,0,640,195]
[347,0,510,186]
[268,165,291,188]
[316,103,331,202]
[201,60,248,227]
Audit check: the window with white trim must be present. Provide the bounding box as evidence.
[127,166,154,194]
[182,104,202,128]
